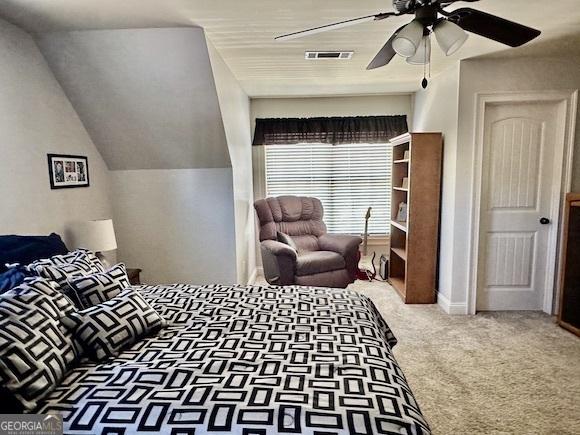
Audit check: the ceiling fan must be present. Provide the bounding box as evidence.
[276,0,541,88]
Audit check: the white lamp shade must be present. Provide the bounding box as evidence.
[392,20,424,58]
[434,20,468,56]
[407,35,431,65]
[72,219,117,252]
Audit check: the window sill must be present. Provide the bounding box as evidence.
[362,235,390,246]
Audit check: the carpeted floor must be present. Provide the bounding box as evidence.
[349,280,580,435]
[256,277,580,434]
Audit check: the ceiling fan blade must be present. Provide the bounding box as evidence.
[275,13,395,41]
[366,27,404,70]
[438,0,480,5]
[447,7,541,47]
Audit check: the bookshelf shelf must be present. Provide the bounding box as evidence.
[391,220,407,233]
[391,247,407,261]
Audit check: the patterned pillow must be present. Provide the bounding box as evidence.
[27,249,105,307]
[27,248,105,273]
[0,278,80,411]
[67,263,130,308]
[63,288,166,361]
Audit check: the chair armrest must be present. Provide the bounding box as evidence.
[261,240,297,260]
[260,240,297,286]
[318,234,362,257]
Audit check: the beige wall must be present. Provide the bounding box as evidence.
[34,26,243,285]
[412,56,580,313]
[207,39,256,284]
[251,94,414,133]
[448,56,580,310]
[412,64,460,304]
[111,169,237,285]
[36,27,230,171]
[0,17,111,245]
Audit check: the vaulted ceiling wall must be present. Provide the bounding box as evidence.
[36,27,231,170]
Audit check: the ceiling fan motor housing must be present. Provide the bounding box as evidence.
[392,0,436,14]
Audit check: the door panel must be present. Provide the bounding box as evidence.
[489,118,541,210]
[484,232,535,288]
[477,101,561,311]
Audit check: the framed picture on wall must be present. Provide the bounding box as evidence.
[47,154,90,189]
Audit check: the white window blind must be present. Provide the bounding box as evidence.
[265,143,391,235]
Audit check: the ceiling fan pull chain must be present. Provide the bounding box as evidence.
[422,37,429,89]
[428,42,431,79]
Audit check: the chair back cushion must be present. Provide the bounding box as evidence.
[255,196,327,251]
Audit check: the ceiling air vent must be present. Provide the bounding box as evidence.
[305,51,354,60]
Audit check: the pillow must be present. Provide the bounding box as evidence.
[27,249,105,307]
[277,232,297,250]
[63,288,166,362]
[67,263,130,308]
[0,278,80,411]
[0,233,68,273]
[27,248,105,274]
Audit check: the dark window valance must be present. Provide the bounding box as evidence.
[252,115,408,146]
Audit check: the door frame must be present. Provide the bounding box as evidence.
[467,90,578,315]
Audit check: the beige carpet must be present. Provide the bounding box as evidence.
[350,280,580,435]
[256,277,580,434]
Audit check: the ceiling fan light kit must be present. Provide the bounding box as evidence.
[434,20,469,55]
[276,0,541,88]
[406,34,432,65]
[392,19,424,57]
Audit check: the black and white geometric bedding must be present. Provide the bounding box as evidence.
[38,284,431,435]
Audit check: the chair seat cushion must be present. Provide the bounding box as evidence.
[296,251,345,276]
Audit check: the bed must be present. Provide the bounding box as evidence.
[36,283,431,434]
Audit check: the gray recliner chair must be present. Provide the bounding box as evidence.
[254,196,362,288]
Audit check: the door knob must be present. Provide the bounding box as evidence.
[540,217,551,225]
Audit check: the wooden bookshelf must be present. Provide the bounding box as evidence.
[557,193,580,337]
[388,132,443,304]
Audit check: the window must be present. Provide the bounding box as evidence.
[265,143,391,235]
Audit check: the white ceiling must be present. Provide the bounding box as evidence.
[2,0,580,97]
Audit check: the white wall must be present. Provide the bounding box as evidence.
[412,64,460,310]
[447,56,580,311]
[111,169,237,285]
[207,39,256,285]
[0,17,111,245]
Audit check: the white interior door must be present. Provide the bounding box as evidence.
[477,101,565,311]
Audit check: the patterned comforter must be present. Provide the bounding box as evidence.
[38,284,431,434]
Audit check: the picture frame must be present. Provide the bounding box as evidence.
[396,202,408,223]
[47,154,90,189]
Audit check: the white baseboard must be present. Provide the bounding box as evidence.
[247,268,258,285]
[437,292,468,315]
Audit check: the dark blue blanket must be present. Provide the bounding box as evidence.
[0,233,68,273]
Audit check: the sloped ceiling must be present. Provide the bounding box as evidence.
[36,27,231,170]
[2,0,580,96]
